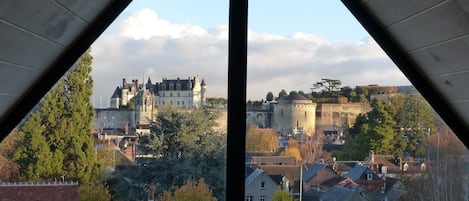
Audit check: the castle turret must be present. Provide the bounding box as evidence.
[201,79,207,107]
[146,77,153,91]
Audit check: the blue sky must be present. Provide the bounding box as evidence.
[91,0,409,107]
[124,1,368,41]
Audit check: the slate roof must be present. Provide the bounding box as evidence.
[343,165,377,181]
[320,185,368,201]
[201,79,206,86]
[111,86,121,98]
[245,166,256,179]
[302,162,328,182]
[279,91,309,101]
[245,168,264,186]
[156,79,194,91]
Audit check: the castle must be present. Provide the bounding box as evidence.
[110,76,207,109]
[247,91,371,140]
[94,76,208,136]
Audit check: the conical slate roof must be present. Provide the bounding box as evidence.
[279,91,309,101]
[111,86,121,98]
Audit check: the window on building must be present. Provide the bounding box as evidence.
[261,181,265,190]
[246,196,253,201]
[367,173,373,181]
[170,92,173,97]
[260,196,265,201]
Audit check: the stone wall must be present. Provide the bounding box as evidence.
[315,103,371,132]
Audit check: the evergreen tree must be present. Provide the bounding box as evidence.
[339,94,435,160]
[12,50,101,184]
[137,108,226,200]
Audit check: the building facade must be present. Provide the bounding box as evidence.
[110,76,207,109]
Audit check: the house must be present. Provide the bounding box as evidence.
[320,182,368,201]
[302,162,340,192]
[245,168,279,201]
[0,182,79,201]
[251,156,297,166]
[259,165,301,194]
[343,165,385,191]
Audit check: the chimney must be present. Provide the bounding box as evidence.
[148,186,155,201]
[369,150,374,162]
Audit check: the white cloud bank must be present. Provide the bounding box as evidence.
[91,8,409,107]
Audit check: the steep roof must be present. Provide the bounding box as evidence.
[302,162,328,182]
[111,86,121,98]
[343,165,371,181]
[245,168,264,186]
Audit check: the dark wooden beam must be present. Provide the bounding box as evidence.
[0,0,132,141]
[227,0,248,200]
[341,0,469,148]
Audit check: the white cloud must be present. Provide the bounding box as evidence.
[91,8,409,108]
[120,8,208,40]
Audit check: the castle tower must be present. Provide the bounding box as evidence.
[110,86,121,109]
[273,91,317,136]
[135,87,154,125]
[200,79,207,107]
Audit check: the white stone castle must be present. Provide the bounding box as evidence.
[110,76,207,109]
[93,76,208,136]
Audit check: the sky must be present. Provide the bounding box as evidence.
[90,0,410,108]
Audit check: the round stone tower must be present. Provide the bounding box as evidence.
[273,91,317,136]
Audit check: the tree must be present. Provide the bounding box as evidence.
[206,97,227,108]
[311,78,342,97]
[353,86,368,102]
[12,51,102,184]
[0,128,21,181]
[266,92,274,102]
[282,140,302,162]
[155,179,217,201]
[79,183,112,201]
[339,94,435,160]
[272,186,294,201]
[246,126,279,152]
[278,89,288,99]
[402,129,467,201]
[137,108,226,200]
[174,179,217,201]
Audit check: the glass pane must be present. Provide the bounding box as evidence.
[246,1,468,201]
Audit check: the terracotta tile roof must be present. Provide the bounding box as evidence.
[0,182,79,201]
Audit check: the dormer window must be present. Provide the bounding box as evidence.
[367,173,373,181]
